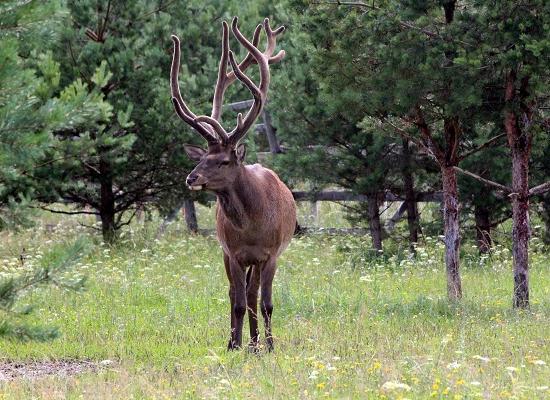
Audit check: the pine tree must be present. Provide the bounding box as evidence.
[0,239,87,341]
[0,0,110,229]
[35,0,276,242]
[270,4,412,252]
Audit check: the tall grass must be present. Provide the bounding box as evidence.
[0,214,548,399]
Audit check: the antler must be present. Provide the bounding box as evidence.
[170,17,285,146]
[170,35,219,145]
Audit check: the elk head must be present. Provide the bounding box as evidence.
[170,17,285,192]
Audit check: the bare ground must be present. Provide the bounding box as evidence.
[0,360,102,381]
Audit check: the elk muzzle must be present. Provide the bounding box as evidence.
[186,173,206,191]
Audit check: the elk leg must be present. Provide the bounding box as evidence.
[260,257,277,352]
[229,258,247,350]
[223,252,236,349]
[246,265,260,350]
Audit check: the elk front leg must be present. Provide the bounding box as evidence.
[260,257,277,352]
[223,253,236,348]
[246,265,260,351]
[228,258,247,350]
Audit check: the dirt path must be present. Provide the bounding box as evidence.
[0,360,101,381]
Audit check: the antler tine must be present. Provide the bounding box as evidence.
[225,24,262,84]
[229,17,273,145]
[211,21,230,122]
[227,51,263,138]
[263,18,286,60]
[210,23,262,124]
[225,19,285,87]
[170,35,219,144]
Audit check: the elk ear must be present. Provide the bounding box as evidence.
[235,143,246,163]
[183,144,207,161]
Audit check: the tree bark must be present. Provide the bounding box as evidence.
[474,204,492,253]
[183,199,198,233]
[401,138,420,248]
[510,151,530,308]
[505,70,532,308]
[99,158,116,243]
[542,194,550,245]
[441,166,462,300]
[366,193,383,252]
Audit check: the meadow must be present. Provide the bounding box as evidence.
[0,210,549,399]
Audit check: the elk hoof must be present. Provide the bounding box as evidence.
[227,339,240,351]
[247,342,260,355]
[265,338,274,352]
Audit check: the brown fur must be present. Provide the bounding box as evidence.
[184,144,296,351]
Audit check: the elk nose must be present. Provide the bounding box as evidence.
[186,174,197,186]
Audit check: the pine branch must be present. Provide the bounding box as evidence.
[453,166,512,193]
[459,133,507,161]
[529,181,550,197]
[38,206,99,215]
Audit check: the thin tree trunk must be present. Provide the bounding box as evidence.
[183,199,198,233]
[401,138,420,247]
[157,201,183,238]
[542,194,550,245]
[366,193,383,252]
[474,204,492,253]
[510,160,530,308]
[505,70,532,308]
[441,166,462,300]
[99,158,116,243]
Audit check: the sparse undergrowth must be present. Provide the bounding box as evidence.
[0,216,548,399]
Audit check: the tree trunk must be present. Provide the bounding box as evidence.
[441,166,462,301]
[542,194,550,245]
[401,138,420,248]
[366,193,383,252]
[505,70,532,309]
[99,158,116,243]
[183,199,198,233]
[474,204,492,253]
[510,150,530,308]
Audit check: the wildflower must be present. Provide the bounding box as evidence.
[532,360,546,366]
[317,382,326,389]
[309,371,319,380]
[380,381,411,392]
[472,355,490,363]
[447,361,461,369]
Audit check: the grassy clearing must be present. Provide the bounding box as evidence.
[0,215,549,399]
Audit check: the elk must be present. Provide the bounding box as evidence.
[170,17,296,351]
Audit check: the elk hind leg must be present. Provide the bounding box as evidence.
[260,257,277,352]
[246,265,260,351]
[224,252,237,350]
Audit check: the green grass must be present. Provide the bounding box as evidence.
[0,216,549,399]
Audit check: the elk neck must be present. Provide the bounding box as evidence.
[213,165,258,230]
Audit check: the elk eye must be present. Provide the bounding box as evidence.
[219,160,230,167]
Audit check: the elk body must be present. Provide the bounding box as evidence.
[170,17,296,351]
